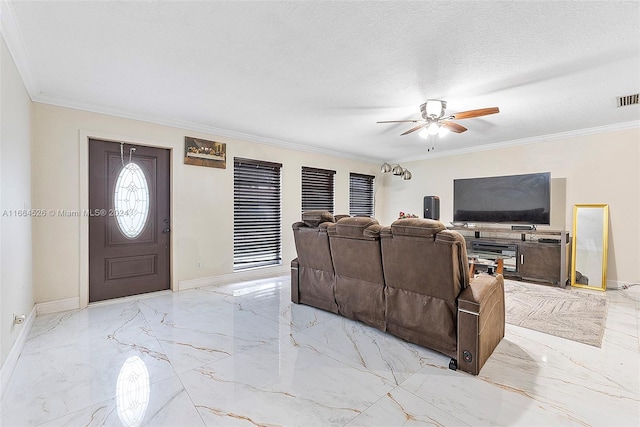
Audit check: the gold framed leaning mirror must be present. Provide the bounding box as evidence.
[571,204,609,291]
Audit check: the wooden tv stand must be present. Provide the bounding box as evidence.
[448,225,570,287]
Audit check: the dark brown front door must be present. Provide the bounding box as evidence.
[89,139,170,302]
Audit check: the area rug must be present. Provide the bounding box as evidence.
[503,279,608,347]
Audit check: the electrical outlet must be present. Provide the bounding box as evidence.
[197,260,202,268]
[13,313,26,325]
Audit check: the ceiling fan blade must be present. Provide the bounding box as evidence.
[401,122,428,135]
[377,119,422,123]
[451,107,500,120]
[441,121,467,133]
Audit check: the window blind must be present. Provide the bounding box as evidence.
[301,166,335,213]
[234,158,282,270]
[349,173,375,217]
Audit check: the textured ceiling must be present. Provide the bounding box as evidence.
[2,1,639,162]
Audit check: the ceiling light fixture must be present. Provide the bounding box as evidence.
[418,121,443,139]
[381,163,411,180]
[380,162,392,173]
[425,99,445,118]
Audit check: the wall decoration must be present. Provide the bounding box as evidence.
[184,136,226,169]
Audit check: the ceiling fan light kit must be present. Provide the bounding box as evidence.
[377,99,500,143]
[424,99,446,118]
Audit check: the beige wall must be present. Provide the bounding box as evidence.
[6,37,638,319]
[378,127,640,285]
[1,37,34,364]
[31,103,381,304]
[29,101,640,306]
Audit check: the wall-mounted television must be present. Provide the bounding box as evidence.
[453,172,551,225]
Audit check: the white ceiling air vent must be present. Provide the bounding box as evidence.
[616,93,639,107]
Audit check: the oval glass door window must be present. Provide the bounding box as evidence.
[114,163,150,238]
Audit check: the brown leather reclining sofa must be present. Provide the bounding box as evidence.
[291,211,505,375]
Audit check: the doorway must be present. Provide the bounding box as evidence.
[88,139,171,302]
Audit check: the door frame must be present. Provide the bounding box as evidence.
[79,130,175,308]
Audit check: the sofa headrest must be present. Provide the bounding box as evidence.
[390,218,446,237]
[334,214,351,221]
[328,217,380,239]
[292,221,332,233]
[363,223,382,238]
[302,210,335,227]
[435,229,465,245]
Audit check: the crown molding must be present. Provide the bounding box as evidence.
[26,92,640,169]
[392,120,640,164]
[33,87,640,167]
[1,0,378,165]
[33,91,381,164]
[4,0,636,167]
[0,0,39,98]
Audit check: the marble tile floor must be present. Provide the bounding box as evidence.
[1,277,638,426]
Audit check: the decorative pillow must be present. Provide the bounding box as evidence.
[302,210,335,227]
[391,218,445,237]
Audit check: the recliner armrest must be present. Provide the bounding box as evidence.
[457,273,505,375]
[459,274,503,315]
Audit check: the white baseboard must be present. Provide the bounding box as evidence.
[34,270,291,313]
[606,280,639,290]
[36,297,80,315]
[178,267,289,291]
[0,305,36,401]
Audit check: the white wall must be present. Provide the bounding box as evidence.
[378,127,640,285]
[0,36,34,365]
[31,103,381,304]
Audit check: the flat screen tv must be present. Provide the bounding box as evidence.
[453,172,551,225]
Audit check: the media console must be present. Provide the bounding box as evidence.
[448,225,570,287]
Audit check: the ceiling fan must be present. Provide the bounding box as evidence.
[377,99,499,138]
